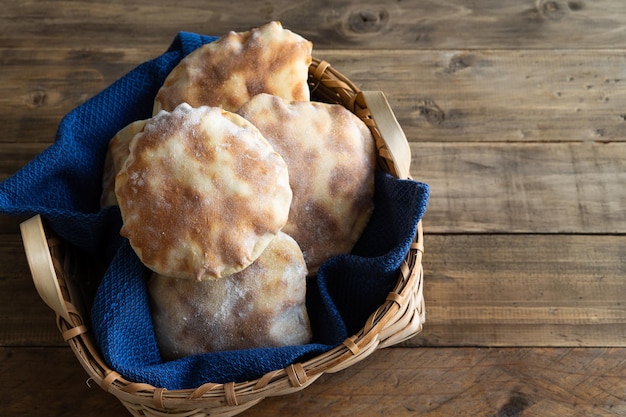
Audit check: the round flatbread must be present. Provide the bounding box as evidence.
[148,231,311,359]
[154,21,312,114]
[237,93,376,273]
[115,103,292,280]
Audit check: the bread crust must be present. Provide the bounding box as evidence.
[148,231,311,358]
[154,21,312,114]
[237,93,376,273]
[115,103,292,280]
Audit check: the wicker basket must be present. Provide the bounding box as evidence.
[20,58,425,417]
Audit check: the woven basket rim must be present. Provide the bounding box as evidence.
[34,57,425,417]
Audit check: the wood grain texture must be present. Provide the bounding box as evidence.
[408,234,626,347]
[3,48,626,147]
[0,347,129,416]
[412,142,626,233]
[240,347,626,417]
[0,47,155,144]
[0,234,63,347]
[3,0,626,50]
[316,50,626,143]
[2,347,624,417]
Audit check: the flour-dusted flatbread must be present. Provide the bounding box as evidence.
[100,119,148,207]
[237,93,376,273]
[153,21,312,114]
[115,103,292,280]
[148,231,311,359]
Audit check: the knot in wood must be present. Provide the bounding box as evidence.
[418,100,445,126]
[348,8,389,34]
[446,54,475,74]
[536,0,568,20]
[496,394,530,417]
[27,89,47,108]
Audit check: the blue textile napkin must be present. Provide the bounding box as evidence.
[0,31,429,390]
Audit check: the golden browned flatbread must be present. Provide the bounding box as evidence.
[237,93,376,273]
[100,119,148,207]
[148,231,311,359]
[115,103,292,280]
[153,21,312,114]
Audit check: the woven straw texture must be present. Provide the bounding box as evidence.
[31,58,426,417]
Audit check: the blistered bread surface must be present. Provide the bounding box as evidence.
[154,21,312,114]
[148,231,312,358]
[237,93,376,272]
[115,103,292,280]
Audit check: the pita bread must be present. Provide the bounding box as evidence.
[148,231,311,358]
[115,103,292,280]
[154,21,312,114]
[237,93,376,273]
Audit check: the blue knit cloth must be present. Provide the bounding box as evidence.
[0,32,430,390]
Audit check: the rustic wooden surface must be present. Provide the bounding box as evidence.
[1,1,625,416]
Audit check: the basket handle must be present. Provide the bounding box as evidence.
[361,91,412,179]
[20,215,72,322]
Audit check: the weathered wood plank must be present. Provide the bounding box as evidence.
[0,234,63,347]
[2,233,623,348]
[413,142,626,233]
[244,347,626,417]
[3,48,626,146]
[248,347,626,417]
[2,346,624,416]
[3,0,626,50]
[0,47,156,144]
[318,49,626,143]
[406,234,626,347]
[1,347,128,415]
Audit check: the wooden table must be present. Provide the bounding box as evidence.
[1,1,625,416]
